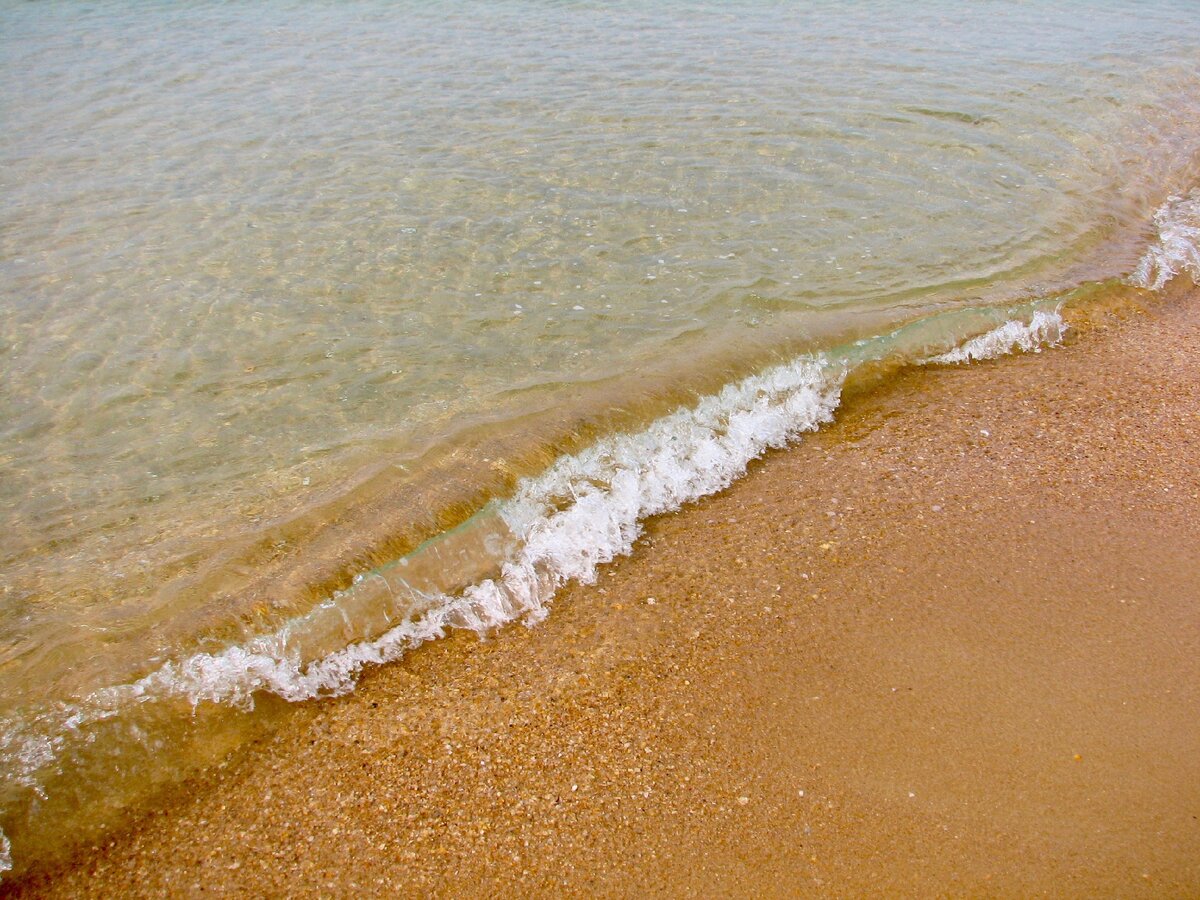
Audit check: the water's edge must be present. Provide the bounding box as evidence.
[1,190,1198,879]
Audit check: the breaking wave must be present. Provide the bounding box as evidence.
[0,306,1067,824]
[923,310,1066,365]
[1131,189,1200,290]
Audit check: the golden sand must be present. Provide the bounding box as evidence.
[7,282,1200,897]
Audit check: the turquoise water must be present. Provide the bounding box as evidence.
[2,0,1200,875]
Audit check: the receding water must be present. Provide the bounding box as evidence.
[2,0,1200,876]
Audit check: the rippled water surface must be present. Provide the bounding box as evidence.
[2,0,1200,875]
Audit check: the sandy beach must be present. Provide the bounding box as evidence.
[7,279,1200,897]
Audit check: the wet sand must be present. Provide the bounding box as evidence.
[8,280,1200,897]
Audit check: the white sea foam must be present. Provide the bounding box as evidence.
[0,830,10,876]
[1131,190,1200,290]
[922,309,1066,365]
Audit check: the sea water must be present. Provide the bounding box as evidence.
[2,0,1200,875]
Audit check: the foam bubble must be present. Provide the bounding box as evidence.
[1131,190,1200,290]
[922,309,1066,365]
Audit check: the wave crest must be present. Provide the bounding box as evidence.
[923,310,1066,364]
[1132,190,1200,290]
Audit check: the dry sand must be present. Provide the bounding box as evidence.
[7,281,1200,897]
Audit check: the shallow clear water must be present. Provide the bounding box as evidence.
[2,0,1200,875]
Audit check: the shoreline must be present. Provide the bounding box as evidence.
[7,280,1200,897]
